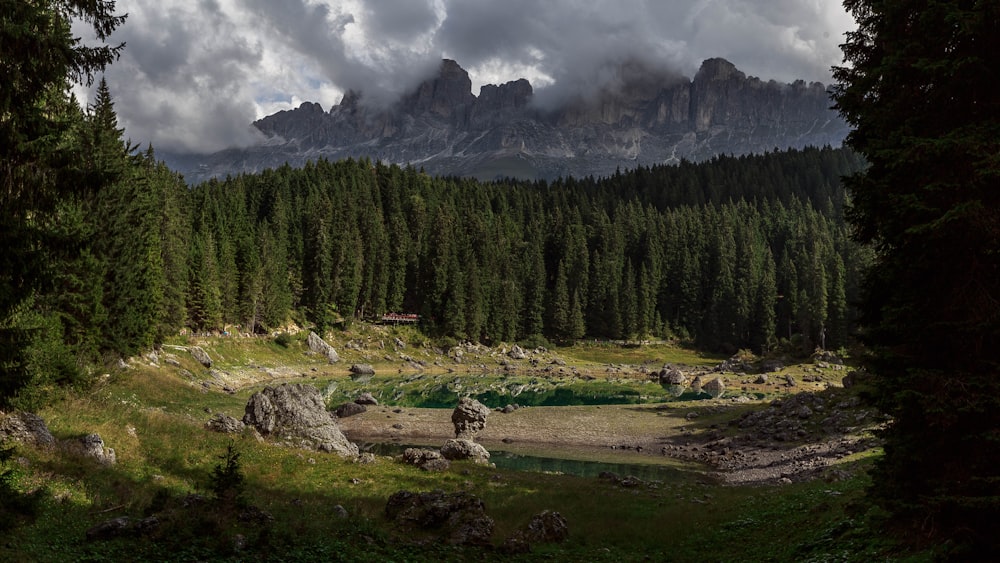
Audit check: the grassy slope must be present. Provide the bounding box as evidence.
[1,331,930,561]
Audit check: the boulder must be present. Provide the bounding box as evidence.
[658,367,687,386]
[508,345,527,360]
[189,346,213,368]
[522,510,569,544]
[242,383,359,457]
[64,433,116,465]
[440,439,491,464]
[452,397,489,439]
[401,448,452,471]
[0,411,55,447]
[355,392,378,406]
[349,364,375,376]
[307,331,340,363]
[205,413,245,434]
[385,489,494,546]
[334,402,367,418]
[702,377,726,398]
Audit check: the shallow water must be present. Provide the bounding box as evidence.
[364,441,687,481]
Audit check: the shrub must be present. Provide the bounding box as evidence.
[209,440,246,506]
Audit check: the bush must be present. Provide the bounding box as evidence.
[273,332,293,348]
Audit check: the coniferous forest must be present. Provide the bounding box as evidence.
[3,72,870,408]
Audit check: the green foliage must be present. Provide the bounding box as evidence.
[209,440,246,506]
[273,332,293,348]
[833,0,1000,553]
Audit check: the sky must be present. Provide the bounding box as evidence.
[78,0,856,154]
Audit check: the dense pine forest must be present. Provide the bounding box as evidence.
[186,147,868,353]
[3,75,869,410]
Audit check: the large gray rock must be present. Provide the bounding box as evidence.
[349,364,375,375]
[452,397,490,439]
[242,383,358,457]
[189,346,213,368]
[385,489,494,546]
[440,439,491,464]
[658,367,687,386]
[307,331,340,363]
[0,411,55,447]
[64,433,116,465]
[703,377,726,398]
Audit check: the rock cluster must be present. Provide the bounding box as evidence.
[401,448,450,472]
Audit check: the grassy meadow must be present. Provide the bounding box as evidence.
[1,330,930,561]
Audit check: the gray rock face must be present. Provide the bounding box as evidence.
[0,411,55,446]
[206,413,246,433]
[166,58,848,184]
[385,489,494,546]
[189,346,212,368]
[242,383,359,456]
[440,439,491,464]
[452,397,490,439]
[307,331,340,363]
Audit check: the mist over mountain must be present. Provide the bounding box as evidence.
[163,58,848,183]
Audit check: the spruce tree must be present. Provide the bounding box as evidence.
[1,0,124,405]
[833,1,1000,552]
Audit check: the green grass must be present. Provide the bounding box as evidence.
[0,332,928,561]
[561,340,725,368]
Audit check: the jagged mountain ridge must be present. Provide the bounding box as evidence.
[166,58,848,182]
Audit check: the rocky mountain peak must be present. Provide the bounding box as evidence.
[694,58,744,82]
[400,58,476,120]
[167,58,849,183]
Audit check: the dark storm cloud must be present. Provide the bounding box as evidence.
[92,0,852,154]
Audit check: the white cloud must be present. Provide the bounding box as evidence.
[86,0,855,154]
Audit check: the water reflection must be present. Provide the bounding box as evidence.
[365,442,684,481]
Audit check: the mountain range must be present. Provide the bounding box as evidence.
[163,58,849,183]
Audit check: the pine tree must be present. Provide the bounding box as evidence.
[1,2,124,405]
[833,1,1000,551]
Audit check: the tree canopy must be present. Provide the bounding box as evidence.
[833,0,1000,554]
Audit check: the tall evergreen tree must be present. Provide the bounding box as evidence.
[833,1,1000,552]
[1,0,125,405]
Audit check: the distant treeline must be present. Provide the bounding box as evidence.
[5,80,869,403]
[182,146,869,353]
